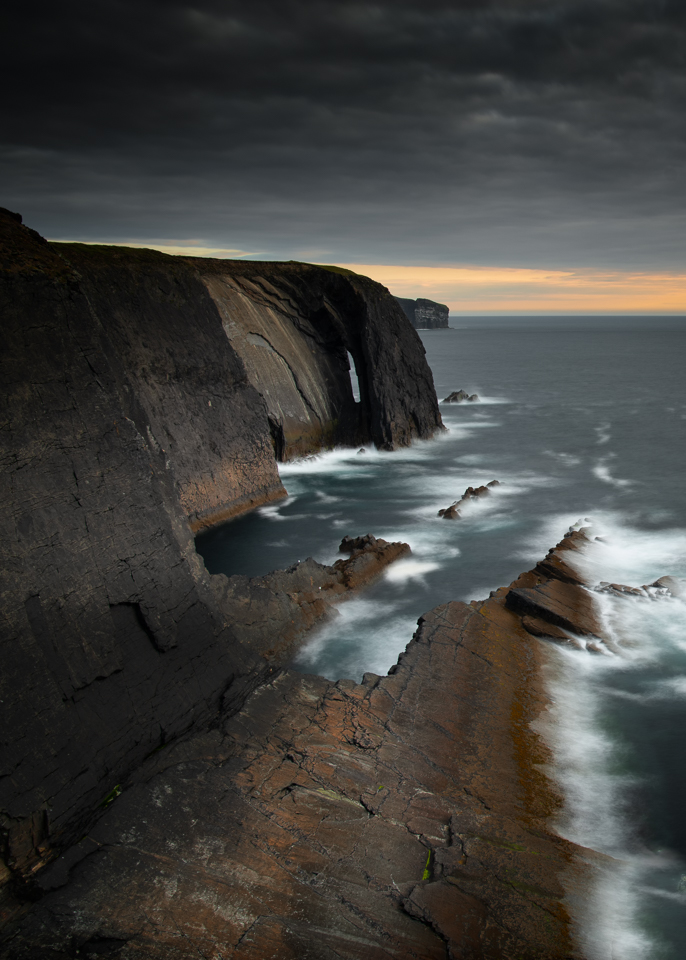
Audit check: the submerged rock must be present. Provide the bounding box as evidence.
[597,574,686,600]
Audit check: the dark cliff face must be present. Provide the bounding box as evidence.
[0,210,442,907]
[196,259,443,457]
[0,212,276,891]
[394,295,450,330]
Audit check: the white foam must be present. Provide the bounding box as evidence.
[593,458,633,488]
[542,450,583,467]
[595,422,612,445]
[315,490,341,504]
[258,503,307,522]
[476,396,511,404]
[278,434,463,484]
[445,419,500,429]
[384,559,440,583]
[651,676,686,698]
[294,598,417,681]
[377,525,461,561]
[537,648,657,960]
[539,647,634,851]
[576,859,656,960]
[533,514,686,959]
[517,513,686,590]
[566,513,686,587]
[454,454,487,465]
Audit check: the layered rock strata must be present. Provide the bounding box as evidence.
[394,296,450,330]
[2,530,607,958]
[199,264,442,460]
[0,209,441,909]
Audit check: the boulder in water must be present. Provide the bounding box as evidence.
[439,481,500,519]
[443,389,479,403]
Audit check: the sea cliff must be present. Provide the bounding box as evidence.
[394,296,450,330]
[0,209,442,919]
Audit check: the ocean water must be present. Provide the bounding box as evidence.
[196,316,686,958]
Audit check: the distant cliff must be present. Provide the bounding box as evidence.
[0,209,442,902]
[394,296,450,329]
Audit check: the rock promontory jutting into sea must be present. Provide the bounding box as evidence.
[0,207,637,958]
[394,295,450,330]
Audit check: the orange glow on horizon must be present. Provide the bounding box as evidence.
[332,263,686,313]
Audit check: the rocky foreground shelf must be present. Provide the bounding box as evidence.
[2,530,618,959]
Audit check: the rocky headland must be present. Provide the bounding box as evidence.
[394,297,450,330]
[2,528,613,959]
[0,207,442,926]
[1,207,650,958]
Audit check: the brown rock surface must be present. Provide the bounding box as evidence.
[1,533,603,958]
[507,530,602,641]
[596,574,686,600]
[533,530,588,586]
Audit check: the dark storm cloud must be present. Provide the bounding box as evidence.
[2,0,686,267]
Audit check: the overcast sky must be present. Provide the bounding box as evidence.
[3,0,686,290]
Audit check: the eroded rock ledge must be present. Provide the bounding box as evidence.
[2,531,608,959]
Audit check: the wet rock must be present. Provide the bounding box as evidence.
[443,389,480,402]
[651,576,686,599]
[211,535,411,661]
[597,575,686,601]
[334,535,411,590]
[506,579,602,638]
[2,536,605,959]
[534,530,587,585]
[521,615,573,642]
[508,530,604,641]
[438,480,500,519]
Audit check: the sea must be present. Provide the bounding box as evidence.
[196,316,686,959]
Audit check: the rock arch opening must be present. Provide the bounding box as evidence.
[347,351,361,403]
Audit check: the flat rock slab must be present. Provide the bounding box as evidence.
[506,580,601,638]
[2,533,604,959]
